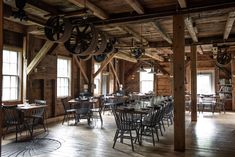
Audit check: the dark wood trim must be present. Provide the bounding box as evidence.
[191,45,197,121]
[173,15,185,151]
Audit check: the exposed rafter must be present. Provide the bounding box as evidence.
[124,0,144,14]
[115,51,137,63]
[224,11,235,40]
[184,17,198,42]
[68,0,109,19]
[145,51,164,62]
[151,21,172,44]
[119,26,148,45]
[27,0,59,14]
[177,0,187,8]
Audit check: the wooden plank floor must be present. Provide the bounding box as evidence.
[2,112,235,157]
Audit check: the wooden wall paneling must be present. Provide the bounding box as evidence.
[191,45,197,121]
[173,15,185,151]
[0,0,3,153]
[231,52,235,111]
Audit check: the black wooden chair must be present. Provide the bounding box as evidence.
[141,109,160,146]
[2,105,32,141]
[112,109,140,151]
[61,97,77,125]
[29,100,47,135]
[76,101,92,125]
[90,96,104,127]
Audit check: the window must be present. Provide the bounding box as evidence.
[139,68,154,93]
[2,50,21,101]
[94,63,101,95]
[57,57,71,97]
[197,72,214,94]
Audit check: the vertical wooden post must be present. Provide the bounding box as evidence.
[231,53,235,111]
[22,36,28,103]
[191,45,197,121]
[173,15,185,151]
[0,0,3,153]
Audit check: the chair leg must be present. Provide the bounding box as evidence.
[113,130,119,148]
[130,130,134,151]
[16,125,18,142]
[161,120,166,130]
[99,112,103,127]
[159,124,163,136]
[62,114,66,125]
[155,127,159,141]
[151,128,155,146]
[3,126,9,139]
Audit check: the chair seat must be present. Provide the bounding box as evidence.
[66,109,77,113]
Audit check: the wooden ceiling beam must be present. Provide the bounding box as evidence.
[93,53,116,78]
[68,0,109,19]
[27,41,54,75]
[151,21,172,44]
[144,51,164,62]
[92,1,235,26]
[185,17,198,42]
[177,0,187,8]
[149,35,235,47]
[224,11,235,40]
[115,52,137,63]
[124,0,144,14]
[119,26,148,45]
[27,0,59,14]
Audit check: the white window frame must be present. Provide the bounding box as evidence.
[197,70,215,95]
[139,68,154,93]
[57,56,71,98]
[94,63,101,96]
[2,49,22,101]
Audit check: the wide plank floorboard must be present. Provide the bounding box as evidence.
[2,112,235,157]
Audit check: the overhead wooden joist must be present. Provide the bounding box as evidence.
[93,53,116,78]
[151,21,172,44]
[109,62,120,86]
[27,0,60,14]
[185,17,198,42]
[124,0,144,14]
[224,11,235,40]
[27,41,54,75]
[177,0,187,8]
[119,26,148,45]
[92,1,235,26]
[68,0,109,20]
[145,51,164,62]
[149,35,235,48]
[115,52,137,63]
[74,56,89,84]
